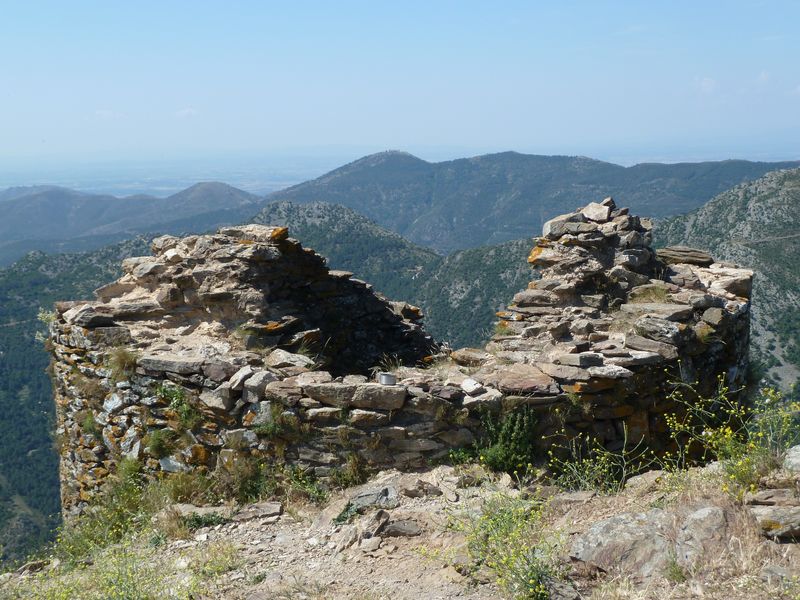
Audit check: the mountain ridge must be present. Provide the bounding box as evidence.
[268,151,800,253]
[0,182,264,266]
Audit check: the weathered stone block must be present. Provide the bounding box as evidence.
[303,383,357,407]
[351,384,406,410]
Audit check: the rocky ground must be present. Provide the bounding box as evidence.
[5,447,800,599]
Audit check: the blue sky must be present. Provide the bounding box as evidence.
[2,0,799,167]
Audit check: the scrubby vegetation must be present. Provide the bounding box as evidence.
[108,347,138,383]
[158,384,202,431]
[448,492,563,600]
[442,381,800,598]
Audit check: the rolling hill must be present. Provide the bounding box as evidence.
[0,182,264,266]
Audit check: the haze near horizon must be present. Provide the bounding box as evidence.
[2,0,799,175]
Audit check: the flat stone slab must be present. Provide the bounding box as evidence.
[749,505,800,540]
[351,384,407,410]
[139,354,205,374]
[303,383,356,407]
[538,362,591,382]
[744,488,799,507]
[62,304,116,328]
[512,289,559,307]
[656,246,714,267]
[449,347,491,366]
[232,501,282,522]
[555,352,604,367]
[482,363,560,394]
[619,303,693,321]
[350,486,400,512]
[624,334,679,361]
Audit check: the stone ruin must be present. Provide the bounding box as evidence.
[49,198,753,516]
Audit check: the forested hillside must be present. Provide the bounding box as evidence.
[0,238,151,559]
[657,168,800,385]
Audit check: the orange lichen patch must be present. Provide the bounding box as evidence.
[264,321,288,332]
[90,467,109,479]
[527,246,545,264]
[186,444,210,465]
[236,239,256,245]
[270,226,289,241]
[563,378,617,393]
[422,355,435,364]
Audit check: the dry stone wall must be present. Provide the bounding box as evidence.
[50,201,753,516]
[472,197,753,453]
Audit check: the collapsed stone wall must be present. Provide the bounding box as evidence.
[476,197,753,452]
[50,225,437,515]
[50,201,753,516]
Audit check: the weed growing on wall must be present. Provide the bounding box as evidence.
[476,406,538,476]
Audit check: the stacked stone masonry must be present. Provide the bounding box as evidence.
[50,200,753,516]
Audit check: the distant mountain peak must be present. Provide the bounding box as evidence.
[173,181,250,194]
[345,150,429,168]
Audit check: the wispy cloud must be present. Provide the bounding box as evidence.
[792,84,800,96]
[695,76,718,95]
[175,108,199,119]
[755,70,770,86]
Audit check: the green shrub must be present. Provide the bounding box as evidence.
[161,471,217,505]
[212,457,278,504]
[190,541,239,579]
[448,492,563,599]
[252,406,308,441]
[493,321,514,336]
[8,539,197,599]
[145,429,177,459]
[477,407,538,475]
[547,425,656,495]
[158,384,202,431]
[282,466,329,504]
[53,458,163,565]
[333,502,359,525]
[73,374,107,405]
[182,512,229,531]
[329,453,368,489]
[78,410,101,439]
